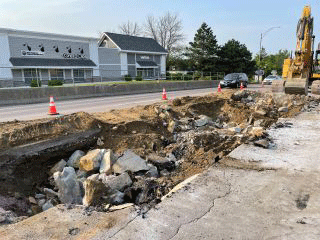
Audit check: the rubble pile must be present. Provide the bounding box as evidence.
[1,90,320,224]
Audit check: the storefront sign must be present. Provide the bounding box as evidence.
[21,50,44,56]
[62,53,86,59]
[140,56,150,60]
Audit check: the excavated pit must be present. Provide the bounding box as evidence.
[0,90,318,224]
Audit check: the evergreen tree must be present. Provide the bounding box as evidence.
[217,39,256,75]
[187,22,219,72]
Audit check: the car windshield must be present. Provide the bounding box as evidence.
[224,73,240,80]
[266,75,277,79]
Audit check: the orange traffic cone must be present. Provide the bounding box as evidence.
[162,88,167,100]
[217,83,222,93]
[48,96,59,115]
[240,82,244,90]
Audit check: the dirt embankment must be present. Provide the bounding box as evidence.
[0,89,318,224]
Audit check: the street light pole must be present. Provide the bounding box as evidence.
[258,26,280,82]
[259,26,280,66]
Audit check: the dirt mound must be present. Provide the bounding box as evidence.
[0,112,100,152]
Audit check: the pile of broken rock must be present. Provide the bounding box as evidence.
[28,148,177,214]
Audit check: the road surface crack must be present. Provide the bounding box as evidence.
[167,182,232,240]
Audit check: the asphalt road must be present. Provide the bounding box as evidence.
[0,84,266,122]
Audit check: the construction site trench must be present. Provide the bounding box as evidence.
[0,89,319,225]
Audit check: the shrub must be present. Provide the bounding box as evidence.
[135,75,143,81]
[48,79,63,86]
[193,72,202,80]
[183,74,193,81]
[124,74,132,81]
[30,79,41,87]
[202,76,212,81]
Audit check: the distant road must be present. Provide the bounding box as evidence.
[0,84,266,122]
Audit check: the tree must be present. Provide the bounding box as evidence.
[166,45,192,71]
[119,21,141,36]
[144,12,184,53]
[186,22,219,72]
[254,49,290,76]
[217,39,256,75]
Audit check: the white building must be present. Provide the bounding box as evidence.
[0,28,167,87]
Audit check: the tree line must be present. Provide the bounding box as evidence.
[119,14,289,77]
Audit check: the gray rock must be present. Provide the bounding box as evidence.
[99,149,116,174]
[50,159,67,175]
[67,150,85,168]
[43,188,59,198]
[103,191,125,205]
[76,170,87,179]
[42,200,54,211]
[195,118,208,127]
[254,139,270,149]
[167,153,177,162]
[112,150,149,174]
[53,167,82,204]
[278,106,289,112]
[35,193,46,199]
[145,164,159,178]
[37,199,46,207]
[79,149,105,172]
[160,169,170,177]
[100,172,132,192]
[231,90,249,101]
[147,153,175,171]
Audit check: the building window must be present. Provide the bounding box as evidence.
[24,69,40,83]
[137,68,155,78]
[73,69,85,82]
[49,69,64,80]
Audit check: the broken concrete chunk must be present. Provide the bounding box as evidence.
[99,149,116,174]
[145,164,159,178]
[231,90,249,101]
[34,193,45,199]
[43,188,59,198]
[254,139,270,149]
[103,190,125,205]
[100,172,132,192]
[249,127,265,138]
[79,149,105,172]
[147,153,175,171]
[67,150,85,168]
[28,197,37,205]
[83,174,110,206]
[53,167,82,205]
[42,200,54,211]
[108,203,134,212]
[112,150,149,174]
[37,199,46,207]
[167,120,178,133]
[254,110,267,117]
[50,159,67,175]
[278,107,289,112]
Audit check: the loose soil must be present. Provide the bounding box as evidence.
[0,89,318,222]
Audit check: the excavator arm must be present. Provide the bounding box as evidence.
[273,6,314,95]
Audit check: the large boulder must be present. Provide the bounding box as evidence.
[53,167,82,204]
[82,174,109,206]
[100,172,132,192]
[50,160,66,175]
[112,150,149,174]
[99,149,116,174]
[79,149,105,172]
[67,150,85,168]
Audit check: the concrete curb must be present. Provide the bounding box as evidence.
[0,80,219,106]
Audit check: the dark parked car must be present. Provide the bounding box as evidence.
[219,73,248,88]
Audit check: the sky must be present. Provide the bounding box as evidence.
[0,0,319,56]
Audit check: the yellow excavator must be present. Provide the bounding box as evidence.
[272,6,320,95]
